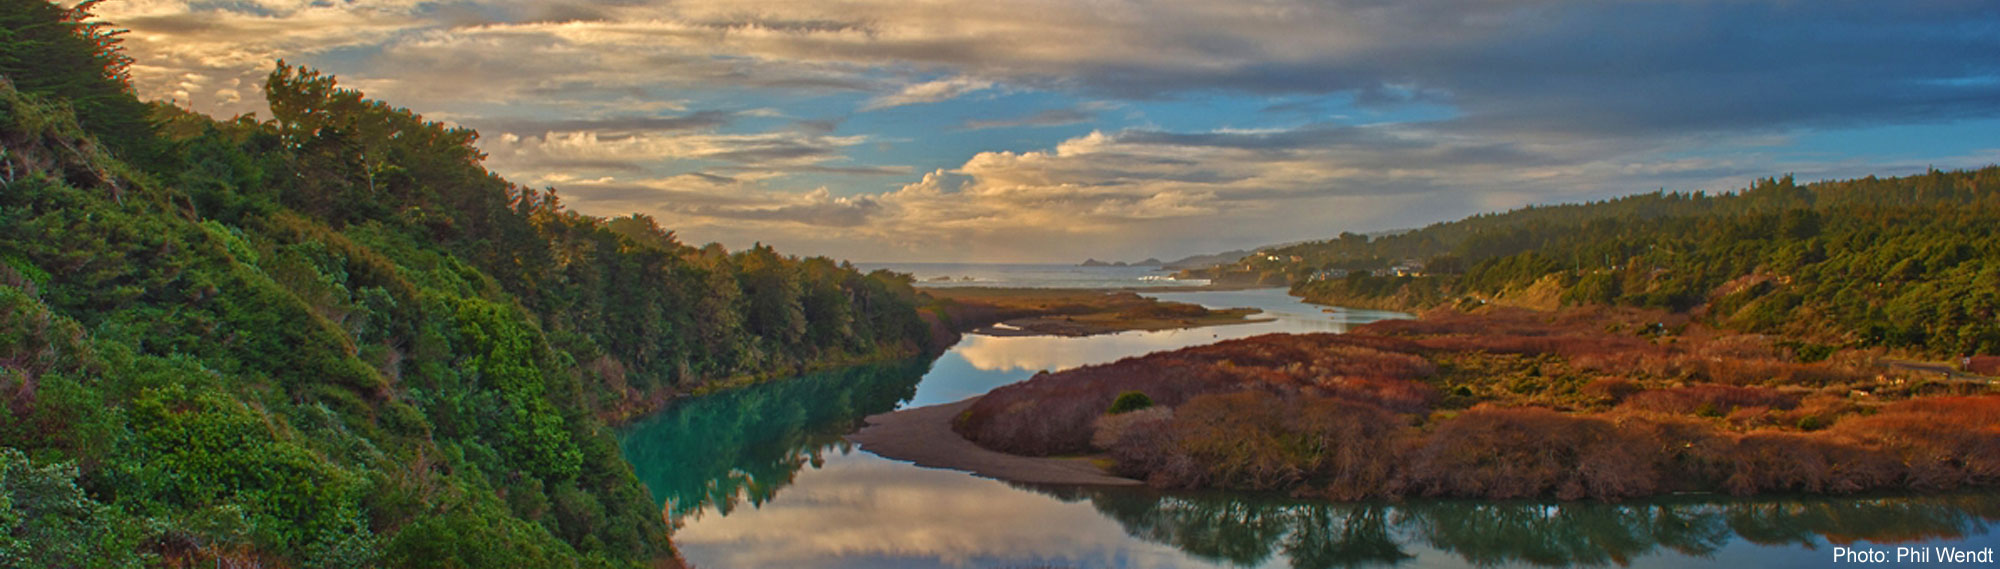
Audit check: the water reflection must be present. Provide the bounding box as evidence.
[952,289,1405,375]
[950,329,1260,377]
[1035,485,2000,569]
[617,359,931,521]
[906,289,1406,408]
[673,452,1227,569]
[654,437,2000,569]
[1145,290,1404,333]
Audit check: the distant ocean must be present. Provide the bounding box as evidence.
[856,262,1210,289]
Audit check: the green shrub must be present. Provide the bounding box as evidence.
[1108,391,1154,415]
[1796,343,1837,363]
[1695,402,1722,418]
[1797,415,1827,431]
[0,448,146,569]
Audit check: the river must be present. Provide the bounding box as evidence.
[618,287,2000,568]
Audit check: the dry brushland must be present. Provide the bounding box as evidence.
[846,399,1142,486]
[953,305,2000,501]
[921,287,1267,337]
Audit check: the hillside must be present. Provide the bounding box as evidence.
[1183,168,2000,356]
[0,2,928,566]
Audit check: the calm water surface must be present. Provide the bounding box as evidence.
[859,262,1209,289]
[619,288,2000,568]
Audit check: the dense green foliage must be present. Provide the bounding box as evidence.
[1251,169,2000,355]
[0,4,929,566]
[0,0,155,164]
[1106,390,1153,415]
[0,448,145,568]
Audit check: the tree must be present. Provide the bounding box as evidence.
[0,0,155,162]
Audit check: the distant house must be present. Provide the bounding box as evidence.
[1308,268,1350,281]
[1386,259,1426,277]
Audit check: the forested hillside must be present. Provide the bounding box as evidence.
[1192,168,2000,356]
[0,1,929,566]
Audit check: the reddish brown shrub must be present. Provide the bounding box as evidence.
[1581,378,1643,404]
[963,306,2000,502]
[1690,334,1782,360]
[1092,406,1172,450]
[1620,384,1802,417]
[1602,412,1737,487]
[1698,357,1784,385]
[1372,306,1670,362]
[1399,406,1660,500]
[1829,396,2000,490]
[1774,394,1854,431]
[1700,357,1871,386]
[1308,344,1437,383]
[956,333,1436,455]
[1724,406,1779,428]
[1104,408,1181,480]
[1304,377,1437,413]
[958,374,1176,456]
[1126,391,1402,497]
[1879,395,2000,425]
[1718,432,1902,495]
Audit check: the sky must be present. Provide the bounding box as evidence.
[100,0,2000,263]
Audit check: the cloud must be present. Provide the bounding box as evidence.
[959,108,1093,131]
[121,0,1998,147]
[759,164,913,176]
[110,0,2000,136]
[478,124,901,187]
[101,0,2000,262]
[559,178,883,228]
[552,117,1990,263]
[474,110,735,137]
[862,77,993,110]
[103,1,431,115]
[515,1,1996,137]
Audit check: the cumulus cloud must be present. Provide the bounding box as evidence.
[103,0,431,115]
[100,0,2000,261]
[555,116,1977,262]
[554,177,886,237]
[500,1,1995,133]
[475,110,736,138]
[959,108,1093,131]
[113,0,2000,129]
[862,77,993,110]
[480,127,891,184]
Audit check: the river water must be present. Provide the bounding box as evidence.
[860,262,1209,289]
[618,287,2000,568]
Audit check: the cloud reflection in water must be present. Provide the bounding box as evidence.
[674,452,1235,569]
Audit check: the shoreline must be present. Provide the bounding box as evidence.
[916,282,1280,294]
[846,398,1142,487]
[970,311,1274,337]
[920,285,1284,339]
